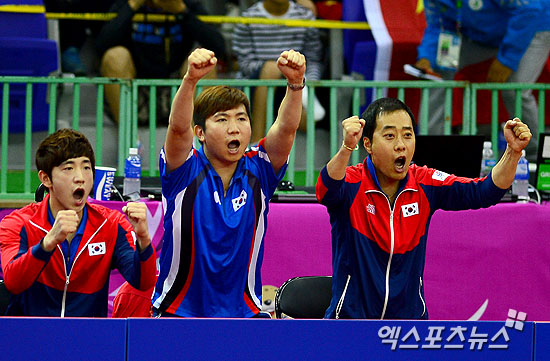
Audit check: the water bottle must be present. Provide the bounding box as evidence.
[123,147,141,200]
[512,150,529,203]
[480,141,496,178]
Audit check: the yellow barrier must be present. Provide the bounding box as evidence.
[0,5,370,29]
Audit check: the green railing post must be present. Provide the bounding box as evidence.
[24,83,33,194]
[444,88,452,135]
[266,86,275,130]
[515,89,522,120]
[491,89,499,156]
[95,84,104,166]
[48,83,58,134]
[118,82,129,175]
[1,83,9,195]
[462,85,471,135]
[419,88,429,135]
[539,90,546,139]
[148,85,158,177]
[329,87,338,157]
[306,84,316,186]
[351,87,361,166]
[72,82,80,130]
[470,85,478,136]
[397,87,405,102]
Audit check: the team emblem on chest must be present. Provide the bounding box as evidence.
[401,202,419,218]
[88,242,106,256]
[232,190,248,212]
[366,203,376,215]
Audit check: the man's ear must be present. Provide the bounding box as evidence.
[194,125,205,143]
[38,170,52,188]
[363,137,372,155]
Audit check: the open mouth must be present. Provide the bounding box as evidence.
[395,156,406,170]
[73,188,85,201]
[228,139,241,151]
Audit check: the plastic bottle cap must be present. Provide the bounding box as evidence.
[483,141,492,148]
[521,150,526,157]
[129,148,138,156]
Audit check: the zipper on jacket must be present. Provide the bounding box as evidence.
[419,277,426,318]
[59,219,107,317]
[375,188,414,320]
[58,243,69,318]
[380,208,395,320]
[61,275,69,317]
[335,275,351,319]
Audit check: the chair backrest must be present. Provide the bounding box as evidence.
[0,280,11,316]
[274,276,332,319]
[35,183,46,202]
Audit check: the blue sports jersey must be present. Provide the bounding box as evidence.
[152,139,286,317]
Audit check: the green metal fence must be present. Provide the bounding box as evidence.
[1,75,548,200]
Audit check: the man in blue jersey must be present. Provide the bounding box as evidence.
[316,97,531,319]
[152,48,306,317]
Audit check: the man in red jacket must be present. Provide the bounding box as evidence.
[0,129,157,317]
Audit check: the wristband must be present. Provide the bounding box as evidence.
[342,142,359,151]
[287,78,306,91]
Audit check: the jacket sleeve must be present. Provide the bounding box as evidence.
[416,0,443,66]
[315,166,349,210]
[0,212,55,295]
[420,168,507,211]
[496,2,542,71]
[95,0,135,55]
[111,214,157,291]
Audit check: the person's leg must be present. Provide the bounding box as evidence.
[501,31,550,161]
[99,46,136,123]
[456,38,498,138]
[425,37,497,135]
[424,69,454,135]
[457,37,498,70]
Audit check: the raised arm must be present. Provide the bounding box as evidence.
[263,50,306,174]
[326,116,366,180]
[164,48,217,172]
[491,118,532,189]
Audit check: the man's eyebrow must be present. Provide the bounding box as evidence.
[214,111,248,117]
[60,158,91,166]
[381,125,413,131]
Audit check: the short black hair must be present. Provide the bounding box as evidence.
[36,128,95,180]
[361,97,416,141]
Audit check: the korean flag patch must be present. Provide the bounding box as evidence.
[401,202,419,218]
[232,190,248,212]
[88,242,106,256]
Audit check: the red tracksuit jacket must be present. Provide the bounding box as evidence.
[0,194,157,317]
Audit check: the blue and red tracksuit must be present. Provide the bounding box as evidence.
[0,194,157,317]
[315,157,506,319]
